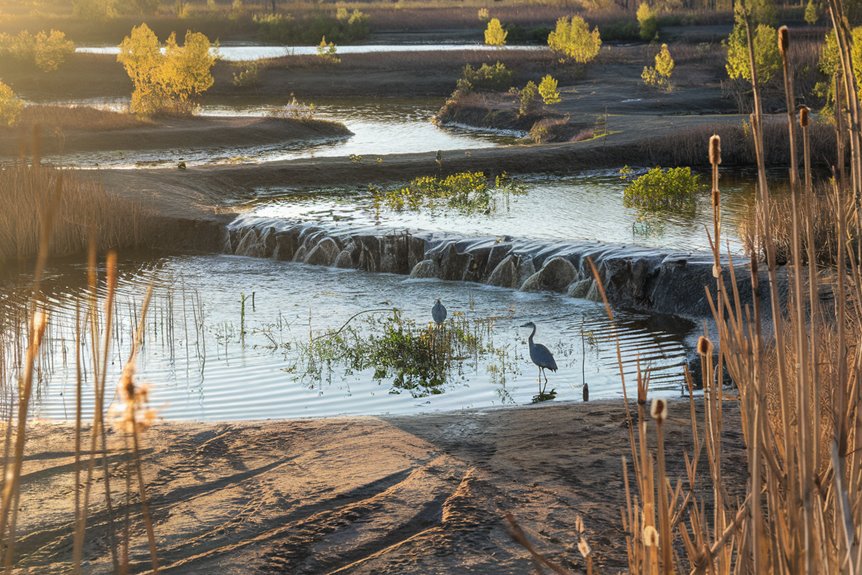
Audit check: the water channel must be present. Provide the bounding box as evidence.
[3,74,751,421]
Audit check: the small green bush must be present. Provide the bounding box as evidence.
[485,18,508,46]
[317,36,340,63]
[0,81,23,127]
[637,3,658,41]
[516,81,538,116]
[255,10,369,44]
[455,61,513,93]
[622,166,702,216]
[538,75,561,105]
[547,15,602,64]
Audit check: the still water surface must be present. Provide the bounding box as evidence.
[1,254,693,421]
[43,99,518,168]
[237,171,756,254]
[76,44,542,61]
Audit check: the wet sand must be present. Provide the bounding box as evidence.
[16,399,745,574]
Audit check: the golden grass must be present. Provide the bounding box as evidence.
[0,164,152,263]
[0,161,159,571]
[9,105,152,132]
[639,117,836,168]
[617,6,862,573]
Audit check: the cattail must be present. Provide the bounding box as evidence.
[643,525,659,547]
[578,538,592,558]
[800,105,810,127]
[778,26,789,56]
[709,134,721,166]
[575,515,585,533]
[697,335,714,356]
[30,309,48,348]
[651,398,668,422]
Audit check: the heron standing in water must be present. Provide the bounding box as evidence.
[432,299,447,327]
[521,321,557,394]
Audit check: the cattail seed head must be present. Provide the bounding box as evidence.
[643,525,659,547]
[575,515,585,533]
[697,336,714,356]
[709,134,721,166]
[651,398,668,422]
[800,106,810,127]
[578,538,592,558]
[778,26,789,56]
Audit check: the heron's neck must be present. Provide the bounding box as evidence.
[529,325,536,341]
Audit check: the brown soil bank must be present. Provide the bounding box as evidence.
[436,92,591,143]
[0,113,351,157]
[14,400,745,574]
[1,50,557,102]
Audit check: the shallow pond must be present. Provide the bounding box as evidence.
[236,170,757,254]
[76,44,542,61]
[1,254,693,421]
[42,98,518,169]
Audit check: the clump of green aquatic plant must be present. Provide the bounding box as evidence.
[295,309,511,397]
[371,172,526,216]
[620,166,703,218]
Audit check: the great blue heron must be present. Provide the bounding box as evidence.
[521,321,557,393]
[432,299,447,327]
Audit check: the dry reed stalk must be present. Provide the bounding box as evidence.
[0,164,59,571]
[778,26,799,190]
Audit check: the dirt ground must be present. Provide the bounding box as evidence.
[14,399,745,574]
[0,115,350,157]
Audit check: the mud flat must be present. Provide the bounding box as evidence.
[0,114,351,157]
[17,400,745,574]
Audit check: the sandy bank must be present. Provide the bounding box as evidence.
[16,399,744,573]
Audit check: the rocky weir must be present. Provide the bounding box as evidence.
[225,215,776,321]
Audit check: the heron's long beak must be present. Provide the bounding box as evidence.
[520,323,530,328]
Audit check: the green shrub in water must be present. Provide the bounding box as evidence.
[298,310,505,397]
[622,166,702,217]
[372,171,526,215]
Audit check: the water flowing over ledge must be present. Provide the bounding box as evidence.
[225,216,775,320]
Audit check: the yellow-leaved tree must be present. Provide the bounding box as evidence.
[547,16,601,64]
[118,23,216,115]
[0,81,23,127]
[484,18,507,46]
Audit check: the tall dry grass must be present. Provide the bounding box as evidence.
[617,2,862,573]
[0,164,152,263]
[0,160,160,572]
[639,117,837,168]
[12,105,152,132]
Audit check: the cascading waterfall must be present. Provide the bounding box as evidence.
[226,215,772,319]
